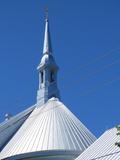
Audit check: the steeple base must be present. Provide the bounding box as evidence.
[36,85,60,107]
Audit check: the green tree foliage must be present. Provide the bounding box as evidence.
[115,126,120,147]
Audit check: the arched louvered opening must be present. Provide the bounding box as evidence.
[50,70,55,83]
[41,71,43,83]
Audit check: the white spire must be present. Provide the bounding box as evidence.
[43,10,52,54]
[37,12,60,106]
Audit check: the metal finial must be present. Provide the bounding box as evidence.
[45,7,48,20]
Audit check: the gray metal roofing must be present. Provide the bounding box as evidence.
[0,98,96,159]
[0,105,35,151]
[75,127,120,160]
[2,150,80,160]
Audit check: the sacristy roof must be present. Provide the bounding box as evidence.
[75,127,120,160]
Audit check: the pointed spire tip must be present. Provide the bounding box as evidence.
[43,7,52,55]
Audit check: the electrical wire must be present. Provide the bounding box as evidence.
[79,76,120,97]
[60,47,120,77]
[60,58,120,87]
[1,48,120,127]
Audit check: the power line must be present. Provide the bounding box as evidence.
[60,58,120,86]
[60,47,120,76]
[79,59,120,82]
[77,48,120,70]
[79,76,120,97]
[72,59,120,82]
[59,48,120,96]
[1,75,119,132]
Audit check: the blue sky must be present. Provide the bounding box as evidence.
[0,0,120,137]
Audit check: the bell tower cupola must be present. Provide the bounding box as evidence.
[37,13,60,106]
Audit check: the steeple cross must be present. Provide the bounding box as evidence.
[45,7,48,20]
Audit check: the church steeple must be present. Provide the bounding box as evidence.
[37,14,60,106]
[43,17,52,54]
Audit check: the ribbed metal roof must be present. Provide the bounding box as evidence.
[0,105,35,151]
[0,98,96,159]
[75,127,120,160]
